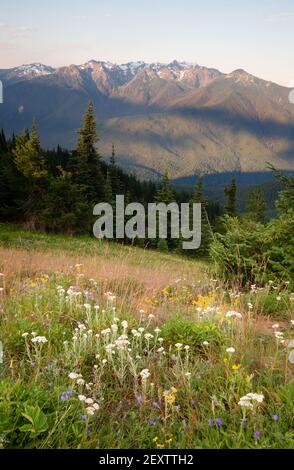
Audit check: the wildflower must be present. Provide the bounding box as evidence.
[157,347,165,353]
[78,395,87,402]
[77,378,85,386]
[152,402,160,409]
[60,393,68,401]
[208,419,213,427]
[148,314,155,320]
[144,333,154,340]
[232,364,241,370]
[136,394,143,404]
[85,398,94,405]
[248,303,253,310]
[238,393,264,408]
[31,336,48,344]
[254,431,261,440]
[175,343,183,350]
[138,328,145,333]
[185,372,192,379]
[291,320,294,326]
[22,333,29,338]
[241,418,248,426]
[101,328,111,336]
[202,341,210,346]
[272,324,280,329]
[149,419,157,425]
[86,407,96,416]
[276,296,281,301]
[121,320,128,330]
[154,328,161,334]
[226,311,242,319]
[226,347,236,353]
[215,418,222,428]
[184,345,190,351]
[272,414,279,421]
[68,372,80,380]
[82,415,87,421]
[140,369,151,380]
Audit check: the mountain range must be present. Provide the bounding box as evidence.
[0,60,294,180]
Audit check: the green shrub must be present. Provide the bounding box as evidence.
[161,313,224,349]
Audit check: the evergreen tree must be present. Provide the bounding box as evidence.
[154,169,177,250]
[188,173,212,257]
[246,188,267,223]
[13,121,47,179]
[74,101,104,202]
[224,177,237,216]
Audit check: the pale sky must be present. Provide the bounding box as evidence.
[0,0,294,86]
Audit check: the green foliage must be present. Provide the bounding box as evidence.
[246,188,267,223]
[224,177,237,216]
[20,403,49,438]
[161,313,224,349]
[13,122,47,179]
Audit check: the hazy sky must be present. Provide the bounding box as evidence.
[0,0,293,86]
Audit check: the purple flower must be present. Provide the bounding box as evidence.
[272,414,279,421]
[136,394,143,405]
[208,419,213,427]
[241,418,248,426]
[82,415,87,422]
[254,431,261,440]
[152,402,160,409]
[60,393,68,401]
[67,391,73,398]
[148,419,157,425]
[215,418,222,428]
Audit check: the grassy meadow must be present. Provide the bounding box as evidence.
[0,225,294,449]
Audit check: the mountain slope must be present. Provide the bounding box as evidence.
[0,60,293,179]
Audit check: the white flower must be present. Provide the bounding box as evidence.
[93,403,100,411]
[185,372,192,378]
[138,328,145,333]
[154,328,161,334]
[31,336,48,344]
[85,398,94,405]
[77,378,85,386]
[22,333,29,338]
[68,372,80,380]
[145,333,154,340]
[226,347,235,353]
[175,343,183,349]
[78,395,86,402]
[184,345,190,351]
[288,339,294,348]
[86,406,95,416]
[272,324,280,329]
[202,341,210,346]
[276,296,281,301]
[121,321,128,330]
[290,320,294,326]
[102,359,107,365]
[140,369,150,380]
[101,328,111,336]
[148,314,155,319]
[238,392,264,408]
[226,311,242,319]
[157,347,165,353]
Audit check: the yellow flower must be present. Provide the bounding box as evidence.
[232,364,241,370]
[171,387,178,394]
[156,444,165,449]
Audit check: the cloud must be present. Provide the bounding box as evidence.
[0,21,37,38]
[265,11,294,22]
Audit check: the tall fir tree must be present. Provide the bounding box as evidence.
[246,188,267,223]
[224,177,237,216]
[74,101,104,203]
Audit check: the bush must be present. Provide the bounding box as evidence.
[161,313,224,349]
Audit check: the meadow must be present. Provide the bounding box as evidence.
[0,225,294,449]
